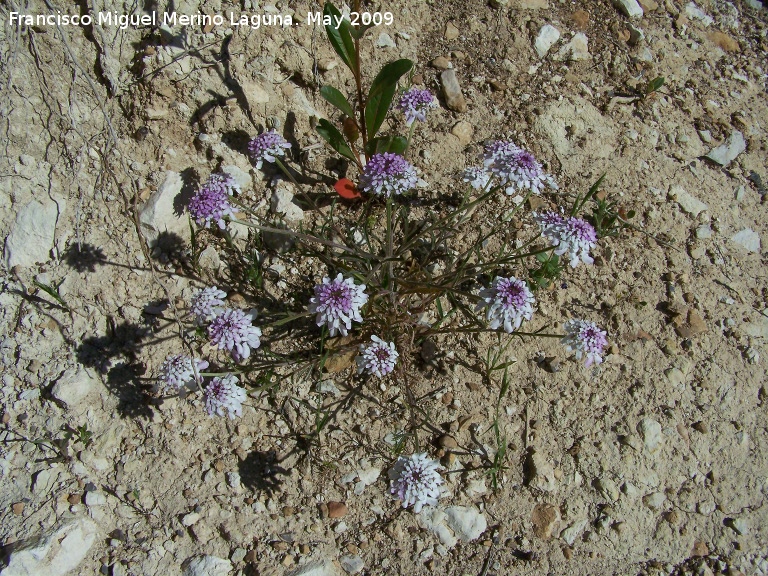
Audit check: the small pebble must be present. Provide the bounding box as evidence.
[327,501,348,518]
[431,56,451,70]
[444,22,459,40]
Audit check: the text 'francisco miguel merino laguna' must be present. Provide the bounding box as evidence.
[8,11,394,30]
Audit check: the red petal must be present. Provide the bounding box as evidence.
[334,178,361,199]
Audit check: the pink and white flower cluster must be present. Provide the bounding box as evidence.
[534,211,598,268]
[462,140,557,197]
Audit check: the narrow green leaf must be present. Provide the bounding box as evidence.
[572,172,606,215]
[364,59,413,140]
[323,3,356,72]
[315,118,355,161]
[33,280,69,310]
[320,85,355,118]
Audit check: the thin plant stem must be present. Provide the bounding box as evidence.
[385,197,394,295]
[404,122,416,156]
[228,217,376,259]
[352,0,367,154]
[274,158,302,188]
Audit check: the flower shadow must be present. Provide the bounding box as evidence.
[238,450,289,496]
[62,243,106,273]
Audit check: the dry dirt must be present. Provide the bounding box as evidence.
[1,0,767,575]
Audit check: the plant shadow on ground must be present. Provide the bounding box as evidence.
[238,450,289,495]
[174,168,200,218]
[62,243,107,273]
[76,319,175,420]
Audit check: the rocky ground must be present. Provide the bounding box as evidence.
[1,0,767,575]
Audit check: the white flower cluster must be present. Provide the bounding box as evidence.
[388,453,444,513]
[204,374,247,419]
[356,335,399,377]
[309,274,369,337]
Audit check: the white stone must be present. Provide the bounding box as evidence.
[226,472,241,490]
[535,97,616,163]
[181,555,232,576]
[444,506,487,542]
[528,450,557,492]
[612,0,643,17]
[1,518,97,576]
[440,69,468,113]
[595,477,620,502]
[339,555,364,574]
[376,33,396,48]
[84,491,107,507]
[181,512,201,526]
[628,24,645,45]
[221,165,253,191]
[32,468,59,494]
[534,25,560,58]
[288,562,341,576]
[706,131,746,166]
[465,477,488,498]
[271,182,304,221]
[638,418,663,454]
[138,171,190,245]
[622,481,640,499]
[685,2,714,25]
[51,366,99,409]
[317,380,341,396]
[560,518,588,546]
[642,492,666,510]
[745,0,763,8]
[555,33,590,61]
[418,507,458,548]
[664,367,685,387]
[731,229,761,253]
[356,464,381,487]
[198,246,221,271]
[4,198,62,268]
[669,186,708,217]
[283,82,324,120]
[242,80,270,107]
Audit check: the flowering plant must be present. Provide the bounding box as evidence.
[148,1,637,516]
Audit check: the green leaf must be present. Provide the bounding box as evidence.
[33,280,69,310]
[364,59,413,140]
[316,118,356,161]
[320,85,355,118]
[349,22,375,39]
[366,135,408,156]
[645,76,665,95]
[386,136,408,155]
[572,172,606,216]
[323,3,356,72]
